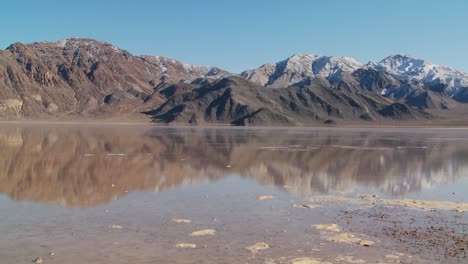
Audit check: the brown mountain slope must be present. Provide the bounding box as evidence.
[0,38,229,119]
[144,76,430,125]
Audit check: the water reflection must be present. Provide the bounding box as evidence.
[0,126,467,207]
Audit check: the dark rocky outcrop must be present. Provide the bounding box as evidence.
[144,76,430,125]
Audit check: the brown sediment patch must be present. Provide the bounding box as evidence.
[308,195,353,203]
[309,194,468,212]
[334,255,366,263]
[245,242,269,253]
[175,243,197,249]
[376,198,468,212]
[325,232,374,247]
[355,194,468,212]
[312,224,341,232]
[383,226,467,259]
[257,195,274,200]
[171,219,191,224]
[384,254,399,259]
[190,229,216,236]
[357,194,378,199]
[290,257,332,264]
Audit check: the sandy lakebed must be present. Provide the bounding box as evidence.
[0,124,466,264]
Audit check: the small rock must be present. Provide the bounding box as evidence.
[110,225,123,229]
[312,224,341,232]
[256,195,273,200]
[48,252,55,256]
[290,257,332,264]
[292,204,317,209]
[175,243,197,249]
[171,219,191,224]
[33,257,43,263]
[359,240,374,247]
[190,229,216,236]
[245,242,269,253]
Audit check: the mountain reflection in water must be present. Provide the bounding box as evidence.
[0,125,467,207]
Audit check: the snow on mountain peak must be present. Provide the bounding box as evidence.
[375,54,468,91]
[285,54,363,73]
[242,54,363,87]
[377,54,426,76]
[242,52,468,90]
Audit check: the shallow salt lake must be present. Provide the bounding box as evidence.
[0,125,467,263]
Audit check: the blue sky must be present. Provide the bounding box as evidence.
[1,0,467,73]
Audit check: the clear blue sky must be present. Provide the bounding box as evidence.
[1,0,467,73]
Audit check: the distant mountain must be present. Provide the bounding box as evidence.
[241,54,363,87]
[242,54,468,92]
[1,38,468,125]
[241,53,468,115]
[373,54,468,93]
[144,76,430,125]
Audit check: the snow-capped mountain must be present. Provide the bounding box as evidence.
[242,54,468,94]
[241,54,363,87]
[373,55,468,93]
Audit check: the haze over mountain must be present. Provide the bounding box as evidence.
[1,38,468,125]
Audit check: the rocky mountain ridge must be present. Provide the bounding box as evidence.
[1,38,467,125]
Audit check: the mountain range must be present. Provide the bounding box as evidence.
[1,38,468,125]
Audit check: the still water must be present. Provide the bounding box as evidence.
[0,125,467,263]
